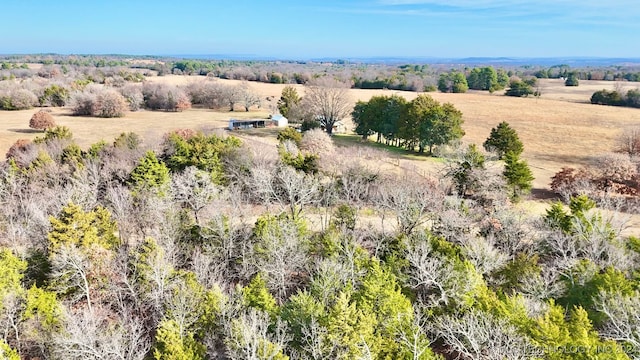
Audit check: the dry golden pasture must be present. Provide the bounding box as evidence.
[2,76,640,192]
[0,107,268,159]
[141,76,640,190]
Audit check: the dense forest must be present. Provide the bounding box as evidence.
[1,118,640,359]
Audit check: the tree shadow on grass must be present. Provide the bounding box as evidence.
[7,128,43,134]
[530,188,560,201]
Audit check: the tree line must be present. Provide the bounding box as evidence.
[437,66,540,98]
[351,94,464,154]
[591,88,640,108]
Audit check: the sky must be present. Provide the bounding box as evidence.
[2,0,639,59]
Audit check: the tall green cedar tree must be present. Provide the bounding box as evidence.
[483,121,524,159]
[128,150,170,197]
[277,86,301,118]
[503,152,534,200]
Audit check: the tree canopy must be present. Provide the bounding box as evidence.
[352,94,464,154]
[483,121,524,159]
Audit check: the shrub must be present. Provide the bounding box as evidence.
[626,89,640,108]
[550,153,640,197]
[174,91,191,111]
[300,119,321,132]
[592,152,637,183]
[504,80,534,97]
[300,128,335,156]
[94,89,128,118]
[163,128,197,141]
[331,204,357,231]
[278,140,318,174]
[143,83,192,111]
[590,89,624,106]
[29,110,56,130]
[9,89,38,110]
[40,84,69,106]
[6,139,32,159]
[34,126,73,144]
[70,91,97,116]
[277,127,302,146]
[120,84,144,111]
[113,132,142,150]
[565,72,579,86]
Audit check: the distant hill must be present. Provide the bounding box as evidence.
[307,56,640,67]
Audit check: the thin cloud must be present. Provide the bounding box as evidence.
[364,0,640,27]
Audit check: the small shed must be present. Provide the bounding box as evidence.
[271,114,288,127]
[228,119,267,130]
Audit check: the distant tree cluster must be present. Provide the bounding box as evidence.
[437,71,468,93]
[436,66,509,94]
[142,83,191,112]
[565,72,580,86]
[505,78,538,97]
[467,66,510,92]
[0,61,150,113]
[187,80,261,111]
[69,85,129,117]
[352,93,464,154]
[591,88,640,108]
[533,64,640,82]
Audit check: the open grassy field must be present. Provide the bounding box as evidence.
[0,107,269,157]
[2,76,640,192]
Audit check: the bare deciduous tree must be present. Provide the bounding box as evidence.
[171,166,219,224]
[224,309,291,360]
[253,216,310,301]
[615,127,640,158]
[520,266,565,300]
[50,245,94,313]
[240,83,261,111]
[223,84,245,111]
[275,166,320,219]
[405,235,481,308]
[596,291,640,349]
[294,318,339,360]
[375,176,444,235]
[460,236,509,277]
[431,310,532,360]
[304,78,351,135]
[50,307,149,360]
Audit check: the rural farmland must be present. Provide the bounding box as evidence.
[2,1,640,355]
[3,76,639,191]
